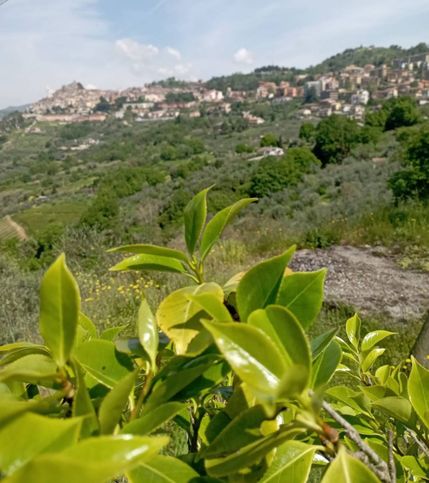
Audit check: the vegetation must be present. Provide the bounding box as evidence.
[1,190,428,482]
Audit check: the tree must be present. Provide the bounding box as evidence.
[260,132,281,148]
[313,115,361,166]
[299,122,317,144]
[389,124,429,200]
[95,96,111,113]
[384,96,421,131]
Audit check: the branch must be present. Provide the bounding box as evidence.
[321,399,391,483]
[408,430,429,460]
[388,429,396,483]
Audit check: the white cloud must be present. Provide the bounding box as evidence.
[115,39,159,63]
[233,48,254,65]
[166,46,182,60]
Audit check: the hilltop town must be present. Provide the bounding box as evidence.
[24,50,429,125]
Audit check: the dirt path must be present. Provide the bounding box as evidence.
[291,245,429,321]
[5,215,28,241]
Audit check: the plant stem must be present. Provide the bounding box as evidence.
[131,370,153,420]
[321,399,391,483]
[388,429,396,483]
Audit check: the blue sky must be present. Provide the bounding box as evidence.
[1,0,429,107]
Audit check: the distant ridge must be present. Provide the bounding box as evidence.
[0,105,29,119]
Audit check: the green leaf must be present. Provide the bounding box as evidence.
[345,314,361,349]
[200,198,257,260]
[205,426,305,478]
[145,355,224,409]
[78,312,97,340]
[39,253,80,367]
[276,268,326,329]
[0,343,50,367]
[311,328,339,360]
[202,321,287,401]
[156,283,224,354]
[248,305,311,377]
[311,341,342,389]
[0,354,58,384]
[372,396,415,425]
[137,297,158,369]
[187,292,233,322]
[100,325,126,341]
[260,441,318,483]
[108,244,189,263]
[184,187,211,255]
[99,371,137,435]
[361,330,395,352]
[401,455,428,478]
[408,356,429,429]
[110,253,186,274]
[72,362,98,436]
[0,413,82,476]
[74,339,134,388]
[204,405,269,458]
[121,402,185,436]
[361,348,385,372]
[6,435,168,483]
[237,247,296,321]
[127,455,199,483]
[321,447,381,483]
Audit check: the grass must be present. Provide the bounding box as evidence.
[14,200,87,236]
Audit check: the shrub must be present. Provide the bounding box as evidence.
[1,189,428,482]
[389,124,429,201]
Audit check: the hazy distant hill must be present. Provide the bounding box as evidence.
[0,105,28,119]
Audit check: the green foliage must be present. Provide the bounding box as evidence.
[260,133,281,148]
[389,124,429,201]
[1,188,428,482]
[249,147,320,197]
[299,122,316,144]
[165,92,196,103]
[384,97,421,131]
[313,115,361,166]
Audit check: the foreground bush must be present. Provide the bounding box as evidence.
[0,189,428,482]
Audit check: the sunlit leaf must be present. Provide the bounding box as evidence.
[276,269,327,329]
[39,253,80,367]
[237,247,296,321]
[127,455,199,483]
[345,314,361,349]
[321,447,380,482]
[137,297,159,369]
[121,402,185,435]
[361,330,395,352]
[0,354,58,385]
[311,340,342,389]
[108,244,188,262]
[361,348,385,372]
[184,187,211,255]
[110,253,186,274]
[200,198,257,260]
[408,356,429,429]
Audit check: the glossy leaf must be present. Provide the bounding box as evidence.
[74,339,134,388]
[408,356,429,429]
[0,354,58,384]
[137,297,158,368]
[311,340,342,389]
[345,314,361,349]
[361,348,385,372]
[128,455,199,483]
[99,371,136,434]
[276,269,326,329]
[184,187,211,255]
[72,362,98,436]
[372,396,415,425]
[187,292,233,322]
[248,306,311,373]
[109,244,188,262]
[110,253,186,274]
[156,283,224,354]
[205,426,305,477]
[311,328,339,360]
[237,247,296,321]
[7,435,168,483]
[0,413,82,475]
[39,253,80,367]
[200,198,257,259]
[100,325,126,341]
[361,330,395,352]
[260,441,318,483]
[202,321,287,400]
[204,405,269,458]
[0,343,50,367]
[121,402,185,435]
[321,447,380,483]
